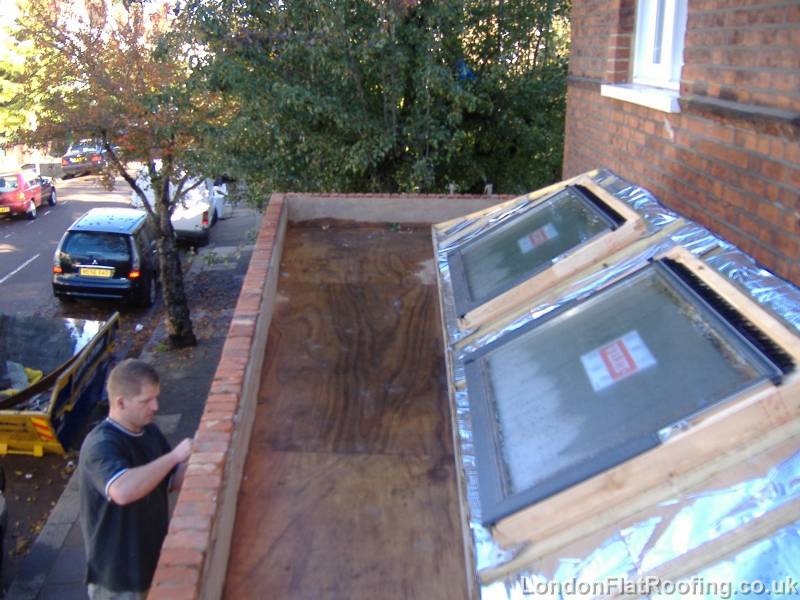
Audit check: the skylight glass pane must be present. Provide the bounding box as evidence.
[460,187,612,305]
[466,263,780,521]
[652,0,666,64]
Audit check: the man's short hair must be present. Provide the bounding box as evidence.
[107,359,159,401]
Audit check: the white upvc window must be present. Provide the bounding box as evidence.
[633,0,688,90]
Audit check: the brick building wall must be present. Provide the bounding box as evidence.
[563,0,800,285]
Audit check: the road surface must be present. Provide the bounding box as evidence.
[0,174,131,315]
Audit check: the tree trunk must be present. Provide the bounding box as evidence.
[156,215,197,349]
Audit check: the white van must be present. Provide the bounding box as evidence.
[130,171,229,244]
[208,178,233,223]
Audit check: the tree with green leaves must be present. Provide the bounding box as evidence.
[11,0,231,348]
[0,34,32,137]
[186,0,570,195]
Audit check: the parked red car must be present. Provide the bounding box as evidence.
[0,170,57,220]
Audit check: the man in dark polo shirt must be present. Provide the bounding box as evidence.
[78,359,193,599]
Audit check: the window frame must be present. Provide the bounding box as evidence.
[600,0,687,112]
[463,259,785,526]
[447,184,624,319]
[632,0,688,91]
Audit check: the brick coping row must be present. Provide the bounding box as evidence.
[149,194,287,599]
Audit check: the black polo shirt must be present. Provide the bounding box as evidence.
[78,418,173,591]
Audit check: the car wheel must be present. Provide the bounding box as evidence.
[47,188,57,206]
[26,200,37,220]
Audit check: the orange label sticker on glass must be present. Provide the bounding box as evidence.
[517,223,559,254]
[581,330,656,392]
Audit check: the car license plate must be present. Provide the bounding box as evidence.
[80,267,113,278]
[74,156,85,162]
[0,207,9,213]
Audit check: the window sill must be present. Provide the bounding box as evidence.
[600,83,681,113]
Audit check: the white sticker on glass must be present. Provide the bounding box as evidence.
[581,330,657,392]
[517,222,559,254]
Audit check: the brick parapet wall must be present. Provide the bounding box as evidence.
[148,195,288,599]
[564,0,800,285]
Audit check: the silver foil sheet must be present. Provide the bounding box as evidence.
[590,168,680,232]
[434,170,800,599]
[648,522,800,600]
[706,248,800,334]
[480,448,800,600]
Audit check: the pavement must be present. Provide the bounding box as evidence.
[4,205,262,600]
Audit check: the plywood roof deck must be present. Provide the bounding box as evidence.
[224,220,467,599]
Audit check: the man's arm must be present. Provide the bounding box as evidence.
[169,461,188,493]
[108,438,192,506]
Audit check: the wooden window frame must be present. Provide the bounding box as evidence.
[632,0,688,90]
[479,246,800,563]
[442,173,647,330]
[464,255,787,527]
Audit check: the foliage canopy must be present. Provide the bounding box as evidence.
[187,0,570,195]
[9,0,226,347]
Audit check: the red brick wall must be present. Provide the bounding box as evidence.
[564,0,800,285]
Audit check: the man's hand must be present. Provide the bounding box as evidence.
[172,438,193,463]
[168,438,193,493]
[109,437,194,506]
